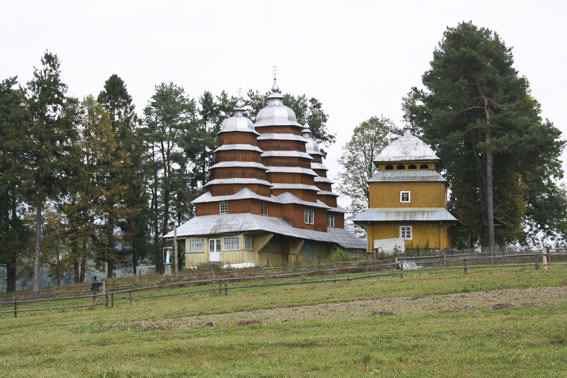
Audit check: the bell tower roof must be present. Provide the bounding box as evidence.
[374,127,439,163]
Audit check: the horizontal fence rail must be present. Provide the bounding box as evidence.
[1,249,565,318]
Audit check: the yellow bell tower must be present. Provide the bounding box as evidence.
[353,128,458,251]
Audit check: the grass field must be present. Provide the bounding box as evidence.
[1,265,566,377]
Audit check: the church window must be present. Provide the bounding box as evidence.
[219,201,228,214]
[261,202,269,216]
[420,164,429,170]
[396,164,405,170]
[400,226,412,240]
[223,236,240,251]
[189,239,205,253]
[400,191,411,203]
[304,209,314,224]
[328,215,335,227]
[244,236,253,250]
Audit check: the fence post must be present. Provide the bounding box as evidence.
[333,264,337,283]
[129,290,132,305]
[111,292,114,308]
[105,293,108,308]
[219,279,222,295]
[13,299,17,318]
[224,280,228,295]
[442,250,446,267]
[543,247,549,272]
[464,258,468,275]
[534,252,539,270]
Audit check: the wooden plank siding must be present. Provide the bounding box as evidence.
[311,155,323,163]
[328,212,345,229]
[209,184,271,196]
[314,182,332,192]
[262,157,311,168]
[211,167,268,180]
[219,132,258,145]
[184,232,337,267]
[313,169,328,177]
[256,126,302,135]
[216,150,262,163]
[366,222,450,250]
[268,172,315,185]
[318,195,338,208]
[258,140,306,151]
[369,182,447,208]
[271,188,317,202]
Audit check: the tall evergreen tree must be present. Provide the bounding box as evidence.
[98,75,148,274]
[403,22,566,247]
[22,52,77,292]
[0,77,29,292]
[144,83,197,270]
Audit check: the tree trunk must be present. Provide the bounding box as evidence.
[55,244,61,286]
[33,204,43,293]
[80,247,86,283]
[6,257,16,293]
[486,133,495,249]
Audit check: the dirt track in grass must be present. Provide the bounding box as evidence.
[126,286,567,331]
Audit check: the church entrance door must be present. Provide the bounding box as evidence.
[209,239,221,262]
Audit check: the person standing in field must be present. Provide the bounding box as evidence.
[91,276,104,303]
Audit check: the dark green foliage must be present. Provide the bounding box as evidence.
[403,22,566,247]
[22,52,78,291]
[0,77,30,292]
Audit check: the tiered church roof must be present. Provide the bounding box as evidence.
[166,79,364,250]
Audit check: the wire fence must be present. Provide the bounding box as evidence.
[1,249,565,318]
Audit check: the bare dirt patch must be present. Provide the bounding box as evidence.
[125,286,567,331]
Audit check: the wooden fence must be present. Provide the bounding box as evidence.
[1,249,565,318]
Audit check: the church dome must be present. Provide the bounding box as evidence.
[375,127,439,163]
[219,98,257,134]
[302,125,322,156]
[254,80,303,128]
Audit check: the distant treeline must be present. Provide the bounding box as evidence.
[0,51,336,292]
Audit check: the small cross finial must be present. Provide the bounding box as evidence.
[237,85,243,99]
[272,64,278,82]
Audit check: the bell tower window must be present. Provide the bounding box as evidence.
[400,191,411,203]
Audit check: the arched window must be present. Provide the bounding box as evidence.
[420,164,429,170]
[385,165,394,170]
[408,164,417,170]
[396,164,405,170]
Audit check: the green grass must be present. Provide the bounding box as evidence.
[1,265,566,377]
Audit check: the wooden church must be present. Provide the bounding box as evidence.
[353,128,458,251]
[164,80,365,267]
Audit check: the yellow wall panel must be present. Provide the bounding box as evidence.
[369,182,447,208]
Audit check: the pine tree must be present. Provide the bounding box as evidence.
[0,77,30,292]
[22,52,77,292]
[403,22,566,247]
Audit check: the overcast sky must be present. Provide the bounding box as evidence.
[2,0,566,208]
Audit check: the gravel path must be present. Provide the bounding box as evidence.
[130,286,567,330]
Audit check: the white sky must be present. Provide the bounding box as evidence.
[2,0,566,208]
